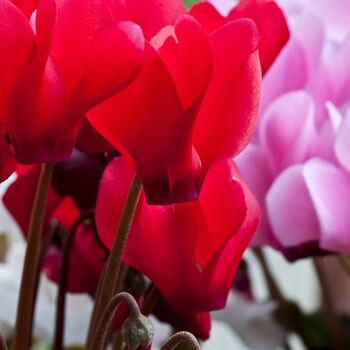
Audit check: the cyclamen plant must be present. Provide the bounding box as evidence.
[0,0,289,349]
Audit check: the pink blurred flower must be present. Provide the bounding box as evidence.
[236,0,350,256]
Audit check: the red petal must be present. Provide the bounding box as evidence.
[193,19,261,170]
[41,0,127,96]
[0,125,16,183]
[96,158,259,312]
[79,20,145,107]
[125,0,185,39]
[155,15,213,110]
[2,165,62,237]
[228,0,289,74]
[189,2,226,32]
[0,0,35,114]
[10,0,37,18]
[88,44,187,204]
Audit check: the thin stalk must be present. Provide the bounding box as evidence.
[313,258,345,350]
[53,214,91,350]
[160,332,200,350]
[87,175,142,345]
[142,285,160,316]
[13,163,54,350]
[0,330,7,350]
[112,331,123,350]
[88,292,140,350]
[337,255,350,279]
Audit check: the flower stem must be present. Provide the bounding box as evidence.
[142,284,160,316]
[337,255,350,279]
[53,213,92,350]
[160,332,200,350]
[0,330,7,350]
[13,163,54,350]
[313,258,345,350]
[87,175,142,345]
[88,292,140,350]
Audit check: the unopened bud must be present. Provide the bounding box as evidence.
[121,314,154,350]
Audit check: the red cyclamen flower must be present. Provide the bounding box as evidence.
[88,0,289,204]
[0,0,144,165]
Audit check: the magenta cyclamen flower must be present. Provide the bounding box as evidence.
[236,0,350,257]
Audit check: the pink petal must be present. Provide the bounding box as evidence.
[259,91,321,171]
[266,165,320,247]
[236,144,276,246]
[304,158,350,253]
[334,111,350,172]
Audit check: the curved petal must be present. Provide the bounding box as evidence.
[125,0,185,39]
[228,0,290,74]
[96,158,259,312]
[88,44,189,204]
[79,20,145,107]
[155,15,213,110]
[266,165,320,247]
[236,144,276,246]
[44,222,106,293]
[260,37,308,113]
[0,0,35,114]
[41,0,127,96]
[189,2,226,32]
[304,159,350,254]
[11,0,37,18]
[334,111,350,173]
[193,19,261,169]
[259,91,321,171]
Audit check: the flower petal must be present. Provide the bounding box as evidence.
[259,91,321,171]
[193,19,261,169]
[0,0,35,114]
[334,111,350,173]
[189,2,226,32]
[228,0,290,74]
[155,15,213,110]
[304,158,350,253]
[125,0,185,39]
[79,20,145,106]
[266,165,320,247]
[88,44,187,204]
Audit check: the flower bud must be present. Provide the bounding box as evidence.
[121,314,154,350]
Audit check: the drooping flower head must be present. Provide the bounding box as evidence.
[0,0,145,167]
[88,0,289,204]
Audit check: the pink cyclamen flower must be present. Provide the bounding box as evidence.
[236,0,350,257]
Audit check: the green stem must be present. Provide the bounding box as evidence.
[337,255,350,279]
[160,332,200,350]
[88,292,140,350]
[13,163,54,350]
[313,258,345,350]
[86,175,142,345]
